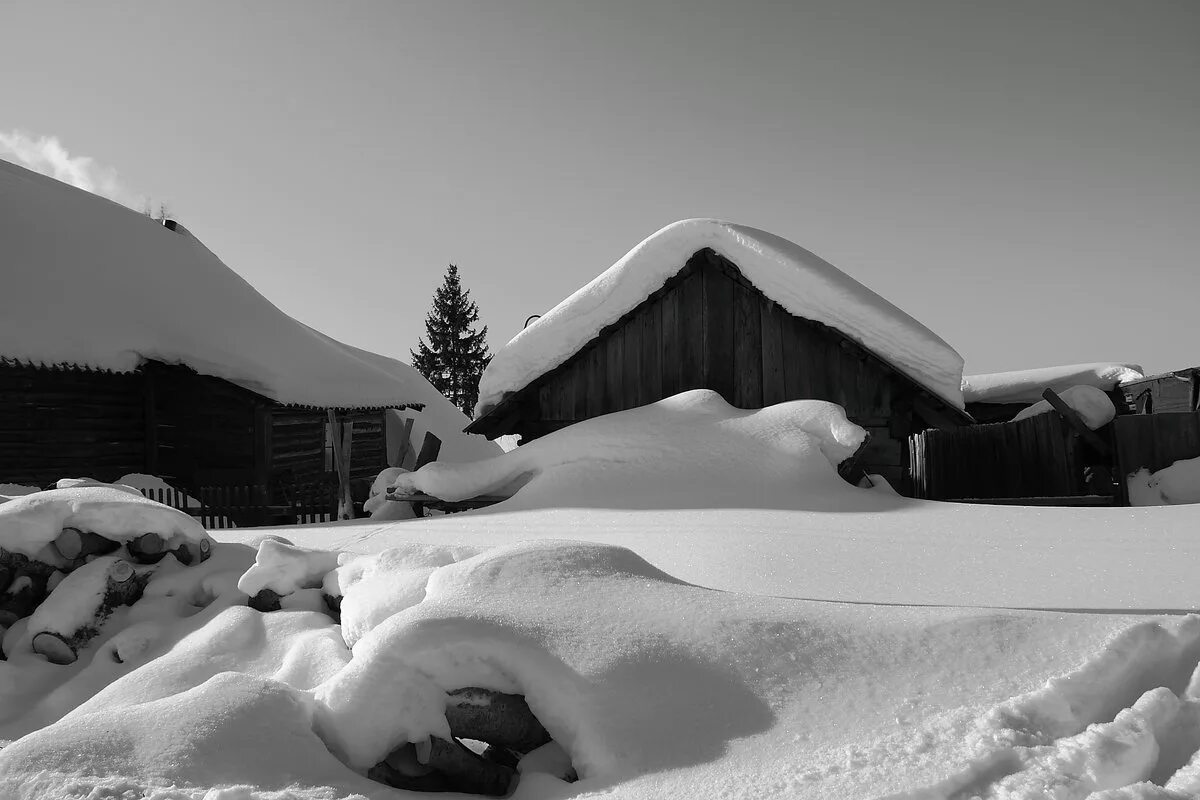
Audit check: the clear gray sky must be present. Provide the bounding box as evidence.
[3,0,1197,376]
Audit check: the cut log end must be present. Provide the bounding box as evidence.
[32,631,77,665]
[446,688,552,753]
[128,533,168,565]
[248,588,283,612]
[110,559,135,584]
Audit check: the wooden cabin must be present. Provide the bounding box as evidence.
[467,247,970,491]
[1119,368,1200,415]
[0,358,420,500]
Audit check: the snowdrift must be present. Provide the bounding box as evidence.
[477,218,966,416]
[2,397,1200,798]
[391,389,874,511]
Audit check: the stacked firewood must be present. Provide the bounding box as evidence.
[0,528,212,665]
[366,687,576,795]
[246,591,575,795]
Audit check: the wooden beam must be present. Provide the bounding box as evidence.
[327,410,354,519]
[1041,388,1111,456]
[912,393,968,430]
[415,431,442,469]
[394,415,415,468]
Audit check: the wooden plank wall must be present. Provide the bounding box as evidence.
[1112,412,1200,479]
[523,250,910,485]
[269,409,326,484]
[0,363,146,486]
[152,366,259,488]
[1121,373,1198,415]
[909,413,1083,500]
[268,409,387,491]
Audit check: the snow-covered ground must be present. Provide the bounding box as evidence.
[1,392,1199,799]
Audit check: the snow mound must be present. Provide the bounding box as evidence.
[4,535,1189,799]
[476,218,965,416]
[0,157,449,410]
[0,485,208,558]
[964,362,1144,405]
[363,466,416,520]
[1012,384,1117,429]
[391,389,871,511]
[1129,457,1200,506]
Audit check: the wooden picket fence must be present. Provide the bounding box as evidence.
[140,481,338,528]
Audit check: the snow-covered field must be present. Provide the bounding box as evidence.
[1,392,1199,799]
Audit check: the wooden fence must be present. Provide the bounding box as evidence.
[140,481,338,528]
[1112,412,1200,503]
[909,412,1092,501]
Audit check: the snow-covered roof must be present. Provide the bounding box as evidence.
[962,362,1145,405]
[0,157,430,409]
[475,219,965,416]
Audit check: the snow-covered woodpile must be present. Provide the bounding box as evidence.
[0,487,213,666]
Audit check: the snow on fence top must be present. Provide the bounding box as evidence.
[475,219,966,416]
[0,158,429,410]
[962,362,1144,405]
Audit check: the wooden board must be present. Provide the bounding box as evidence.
[702,263,735,403]
[731,282,762,408]
[759,302,786,405]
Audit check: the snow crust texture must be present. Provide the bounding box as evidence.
[476,218,966,415]
[964,362,1144,404]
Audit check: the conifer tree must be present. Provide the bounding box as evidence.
[411,264,491,415]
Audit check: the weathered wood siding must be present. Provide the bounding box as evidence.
[1,361,392,500]
[266,409,387,487]
[512,250,918,486]
[0,363,145,486]
[910,413,1086,500]
[1113,412,1200,479]
[148,363,261,488]
[1121,372,1199,415]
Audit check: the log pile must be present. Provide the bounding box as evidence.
[0,526,214,662]
[367,687,572,796]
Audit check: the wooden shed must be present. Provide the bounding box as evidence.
[467,247,970,490]
[1119,368,1200,415]
[0,358,418,500]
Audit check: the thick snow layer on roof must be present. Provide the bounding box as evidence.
[0,157,438,410]
[476,218,965,416]
[963,362,1144,405]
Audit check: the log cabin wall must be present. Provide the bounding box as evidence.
[0,362,146,487]
[1120,371,1199,415]
[266,409,388,491]
[509,249,924,489]
[2,361,395,499]
[144,363,263,488]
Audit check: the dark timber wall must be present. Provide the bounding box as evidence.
[0,363,146,486]
[1,361,393,498]
[474,249,962,489]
